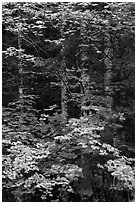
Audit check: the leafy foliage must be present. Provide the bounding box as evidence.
[2,106,135,201]
[2,2,135,202]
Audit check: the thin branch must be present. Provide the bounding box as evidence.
[21,36,40,57]
[22,33,47,56]
[56,72,72,97]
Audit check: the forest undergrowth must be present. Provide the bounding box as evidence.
[2,102,135,202]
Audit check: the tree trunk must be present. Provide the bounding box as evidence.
[80,16,90,117]
[18,22,24,127]
[61,57,68,121]
[60,4,68,121]
[104,31,113,110]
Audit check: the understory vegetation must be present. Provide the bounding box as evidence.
[2,2,135,202]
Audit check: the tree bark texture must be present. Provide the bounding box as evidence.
[60,5,68,121]
[80,16,90,116]
[18,22,24,127]
[61,57,68,121]
[104,32,113,110]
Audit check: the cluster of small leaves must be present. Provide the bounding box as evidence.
[2,109,135,202]
[2,104,84,201]
[105,157,135,191]
[2,133,83,201]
